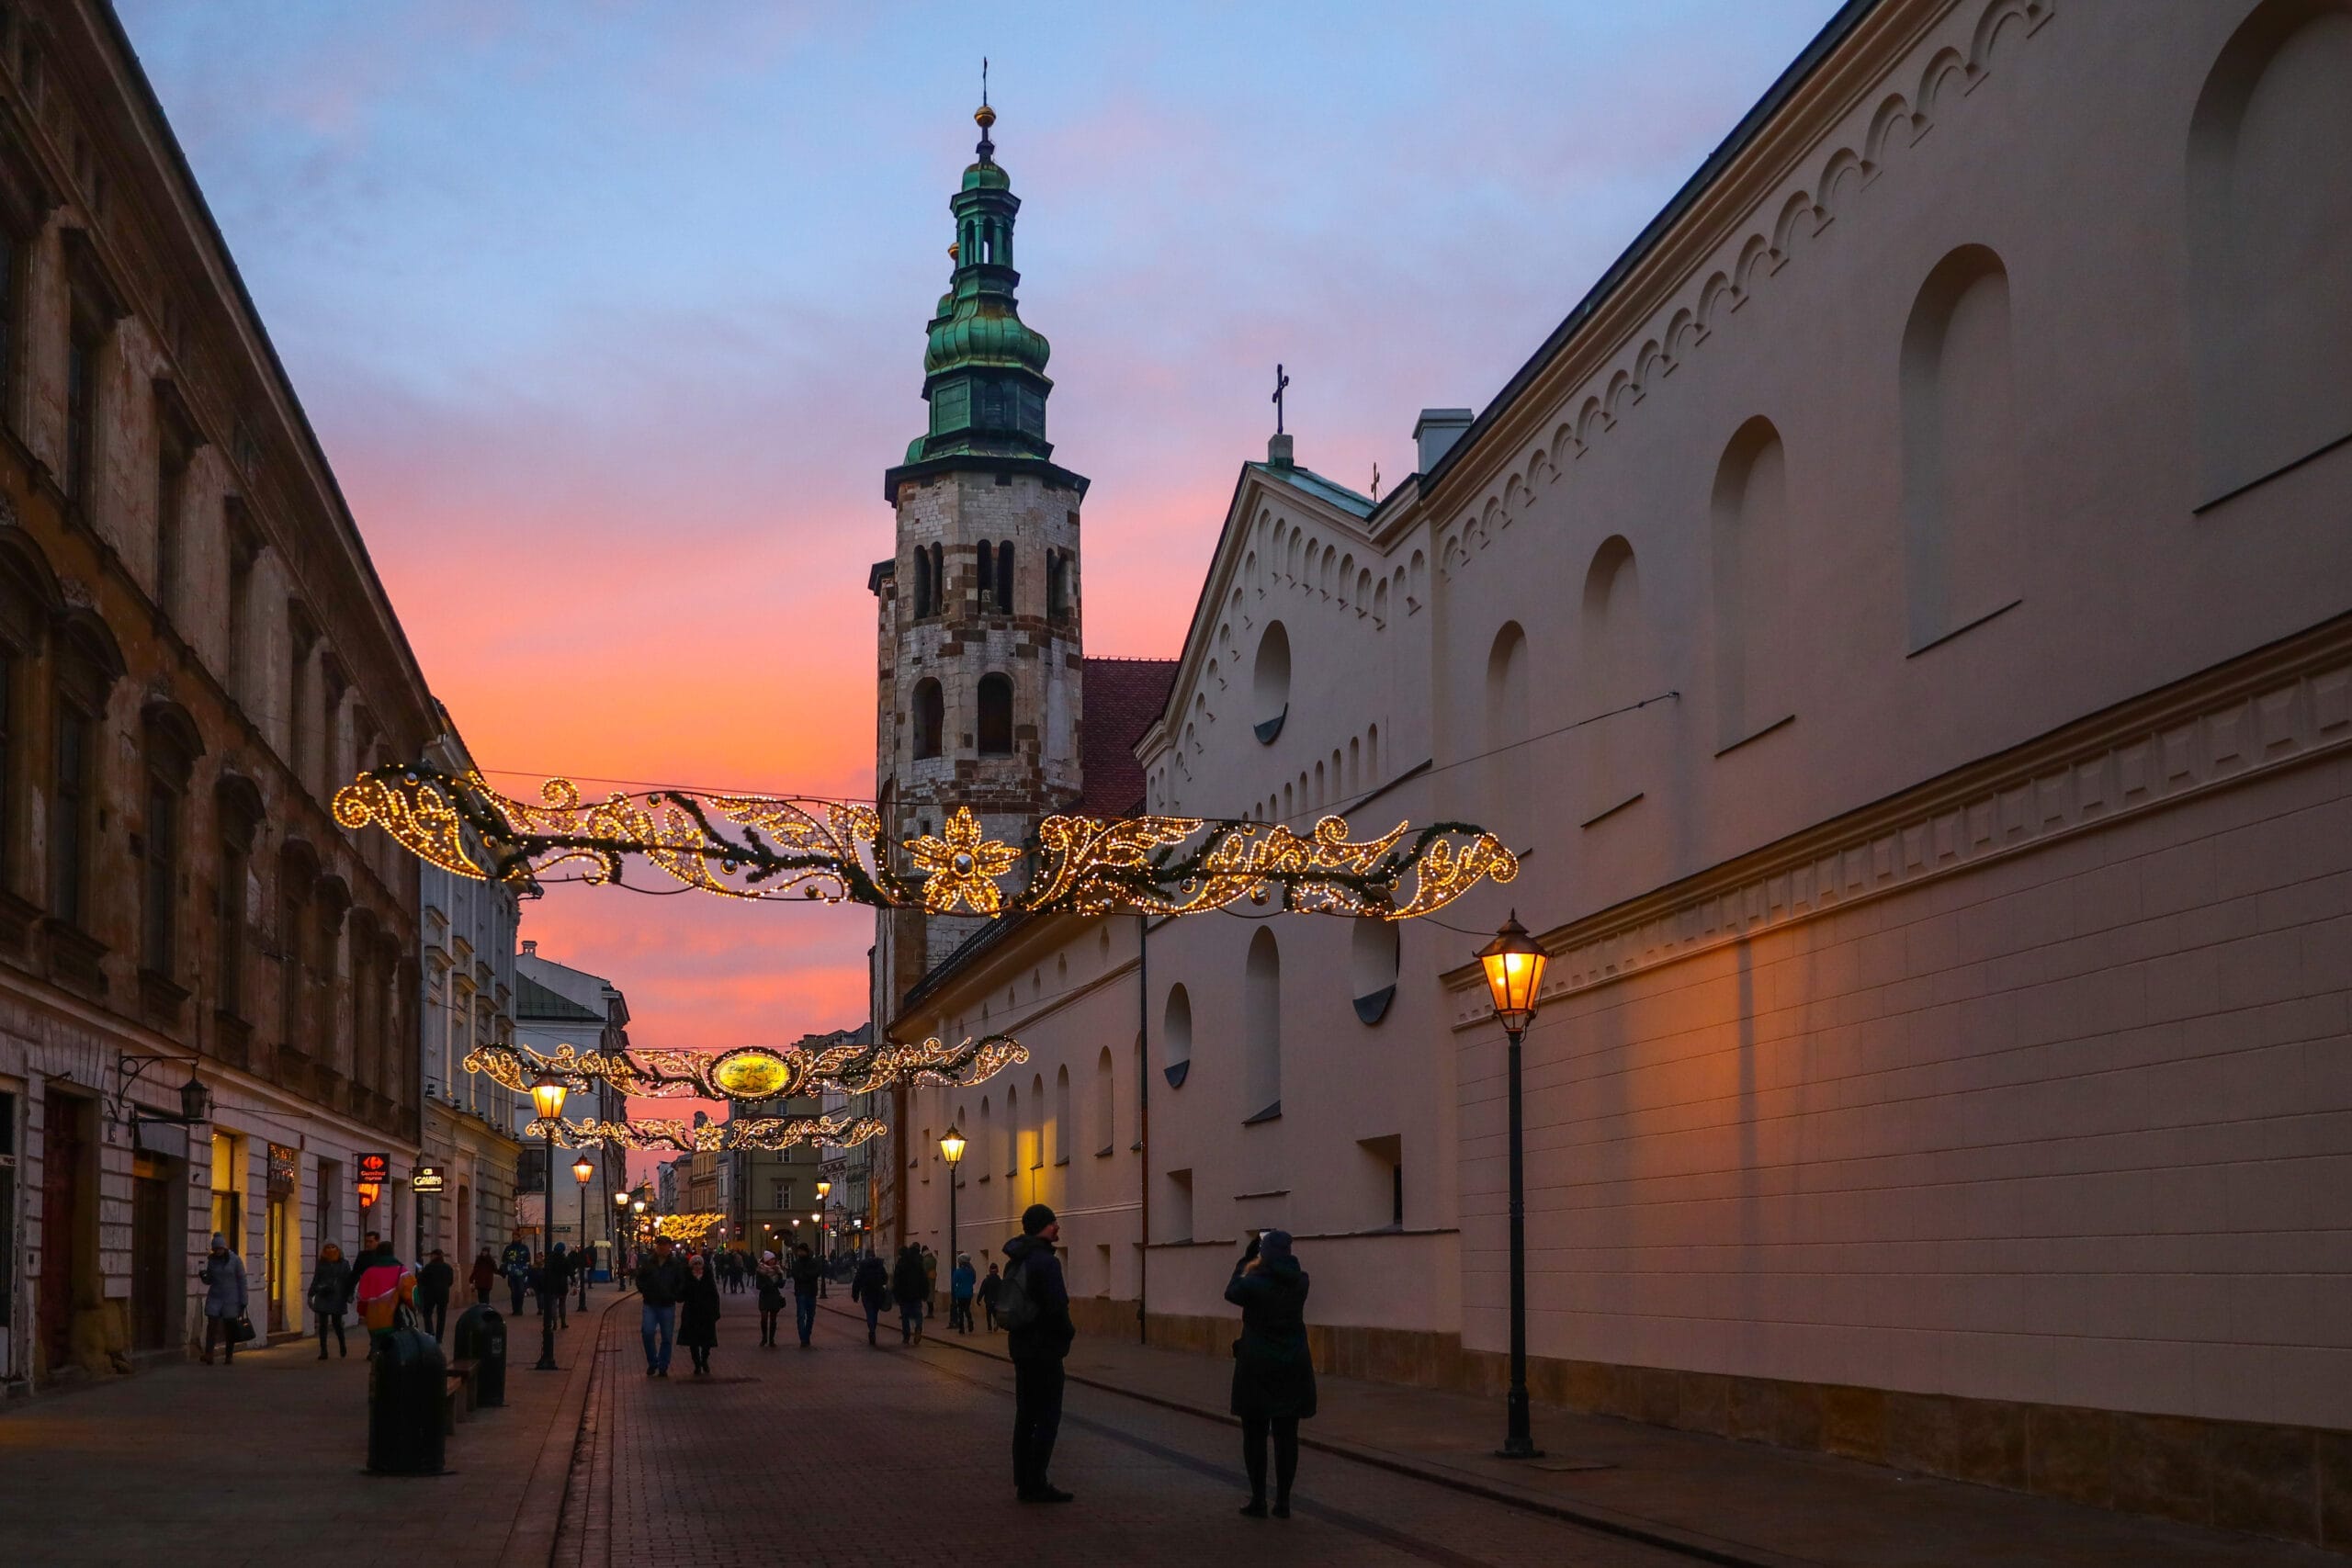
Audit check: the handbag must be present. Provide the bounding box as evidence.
[230,1314,257,1345]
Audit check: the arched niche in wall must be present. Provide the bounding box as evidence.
[1710,415,1794,750]
[1349,917,1399,1024]
[1242,927,1281,1123]
[1900,244,2019,650]
[1252,621,1291,743]
[1162,982,1192,1089]
[2188,0,2352,505]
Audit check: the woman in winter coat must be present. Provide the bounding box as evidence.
[853,1251,889,1346]
[198,1232,249,1365]
[1226,1230,1316,1518]
[753,1250,786,1348]
[889,1245,929,1345]
[677,1251,722,1375]
[307,1242,353,1359]
[469,1249,499,1305]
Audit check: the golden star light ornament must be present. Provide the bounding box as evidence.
[336,764,1518,921]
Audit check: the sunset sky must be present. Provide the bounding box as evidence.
[119,1,1837,1066]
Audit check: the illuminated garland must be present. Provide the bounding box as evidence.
[464,1033,1025,1101]
[334,764,1518,920]
[646,1213,728,1246]
[529,1112,887,1154]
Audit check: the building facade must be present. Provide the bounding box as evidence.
[0,0,439,1391]
[415,721,524,1275]
[887,0,2352,1545]
[513,943,628,1272]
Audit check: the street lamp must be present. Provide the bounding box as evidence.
[1476,911,1549,1459]
[939,1126,965,1303]
[530,1069,570,1371]
[572,1156,596,1313]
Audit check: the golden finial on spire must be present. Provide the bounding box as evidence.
[977,56,994,130]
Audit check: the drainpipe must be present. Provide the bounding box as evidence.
[1136,912,1149,1345]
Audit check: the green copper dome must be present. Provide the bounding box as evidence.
[893,101,1057,468]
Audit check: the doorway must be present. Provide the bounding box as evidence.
[130,1155,175,1351]
[39,1089,90,1373]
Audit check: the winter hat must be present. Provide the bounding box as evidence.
[209,1231,227,1251]
[1259,1229,1295,1265]
[1022,1203,1057,1235]
[760,1249,775,1263]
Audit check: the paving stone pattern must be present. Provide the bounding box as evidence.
[558,1298,1686,1568]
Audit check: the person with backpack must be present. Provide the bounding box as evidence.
[949,1253,976,1334]
[1227,1230,1317,1518]
[1001,1204,1076,1503]
[416,1248,455,1340]
[978,1260,1003,1330]
[853,1249,889,1346]
[890,1245,929,1345]
[351,1245,413,1347]
[789,1243,822,1348]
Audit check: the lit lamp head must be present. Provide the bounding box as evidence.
[816,1179,832,1201]
[529,1068,571,1123]
[632,1199,646,1215]
[939,1126,966,1168]
[572,1156,595,1185]
[615,1190,631,1210]
[1476,910,1549,1036]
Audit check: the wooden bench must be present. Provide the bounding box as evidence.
[442,1359,478,1434]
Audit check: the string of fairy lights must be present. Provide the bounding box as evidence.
[334,764,1519,921]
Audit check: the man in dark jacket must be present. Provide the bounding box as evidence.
[416,1248,455,1339]
[853,1250,888,1345]
[634,1235,689,1377]
[1004,1204,1076,1503]
[788,1244,821,1348]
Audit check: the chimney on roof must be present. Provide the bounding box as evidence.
[1414,408,1473,472]
[521,940,537,957]
[1267,432,1294,469]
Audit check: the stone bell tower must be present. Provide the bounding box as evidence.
[872,95,1089,1029]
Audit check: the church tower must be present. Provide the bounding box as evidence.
[873,96,1089,1032]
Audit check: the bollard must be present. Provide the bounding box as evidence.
[452,1303,508,1409]
[365,1326,447,1475]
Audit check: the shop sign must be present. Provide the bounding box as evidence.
[356,1152,390,1185]
[412,1163,446,1194]
[266,1144,298,1197]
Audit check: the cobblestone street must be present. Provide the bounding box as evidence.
[5,1287,2336,1568]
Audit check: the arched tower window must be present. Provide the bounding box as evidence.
[913,546,933,619]
[911,679,944,761]
[1046,549,1069,621]
[977,673,1013,755]
[977,540,994,612]
[995,541,1014,614]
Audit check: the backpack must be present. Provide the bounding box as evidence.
[995,1251,1042,1332]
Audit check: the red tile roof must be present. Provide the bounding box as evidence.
[1074,656,1178,817]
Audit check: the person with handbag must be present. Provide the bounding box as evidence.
[308,1242,353,1359]
[198,1232,250,1365]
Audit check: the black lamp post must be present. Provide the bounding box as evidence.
[1476,911,1550,1460]
[573,1156,596,1313]
[529,1069,570,1371]
[938,1127,965,1295]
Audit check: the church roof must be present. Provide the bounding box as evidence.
[515,971,603,1024]
[1249,459,1374,518]
[1075,656,1179,816]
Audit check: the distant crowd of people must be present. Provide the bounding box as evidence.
[203,1201,1319,1517]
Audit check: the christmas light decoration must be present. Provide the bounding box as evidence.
[334,764,1519,920]
[463,1032,1026,1102]
[528,1112,888,1154]
[650,1213,728,1247]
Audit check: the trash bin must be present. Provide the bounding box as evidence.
[452,1303,507,1409]
[365,1327,447,1476]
